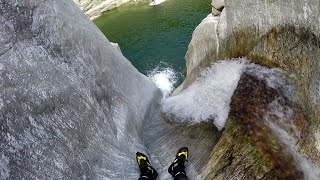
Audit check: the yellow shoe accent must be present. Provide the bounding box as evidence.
[137,155,147,165]
[178,151,188,160]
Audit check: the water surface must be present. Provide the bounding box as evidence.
[95,0,211,84]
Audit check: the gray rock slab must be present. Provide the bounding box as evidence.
[0,0,159,179]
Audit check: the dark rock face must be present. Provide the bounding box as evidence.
[196,64,311,179]
[0,0,159,179]
[230,65,306,179]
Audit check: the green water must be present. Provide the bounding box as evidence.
[95,0,211,82]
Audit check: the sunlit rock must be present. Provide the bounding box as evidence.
[74,0,150,20]
[184,14,220,77]
[211,0,224,16]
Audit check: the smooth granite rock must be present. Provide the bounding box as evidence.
[2,0,320,179]
[185,14,220,76]
[74,0,149,20]
[0,0,159,179]
[211,0,224,16]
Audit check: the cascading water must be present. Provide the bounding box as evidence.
[162,59,247,130]
[264,102,320,180]
[247,64,320,180]
[149,58,320,179]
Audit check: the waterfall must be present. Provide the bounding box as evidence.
[247,64,320,180]
[154,58,320,179]
[161,59,247,130]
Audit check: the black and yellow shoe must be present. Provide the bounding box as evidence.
[136,152,158,180]
[168,147,189,178]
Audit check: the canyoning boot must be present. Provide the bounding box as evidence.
[136,152,158,180]
[168,147,189,180]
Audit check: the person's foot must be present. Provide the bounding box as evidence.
[136,152,158,180]
[168,147,189,177]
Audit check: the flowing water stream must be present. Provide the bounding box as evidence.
[151,58,320,179]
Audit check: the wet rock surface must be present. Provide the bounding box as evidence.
[195,64,311,179]
[183,0,320,123]
[1,0,320,179]
[230,65,306,179]
[180,1,320,177]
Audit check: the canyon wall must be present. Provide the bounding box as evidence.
[0,0,159,179]
[180,0,320,179]
[74,0,149,20]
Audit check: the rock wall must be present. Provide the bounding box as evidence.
[74,0,149,20]
[184,0,320,122]
[181,0,320,179]
[0,0,159,179]
[184,0,320,125]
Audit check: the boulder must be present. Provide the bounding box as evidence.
[185,14,220,76]
[195,63,313,179]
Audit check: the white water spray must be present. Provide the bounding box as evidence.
[162,59,247,130]
[156,58,319,178]
[250,64,320,180]
[264,99,320,180]
[148,66,178,99]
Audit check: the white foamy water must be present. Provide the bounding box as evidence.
[162,59,247,130]
[158,59,319,178]
[265,99,320,180]
[149,0,167,6]
[148,67,178,99]
[250,64,320,179]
